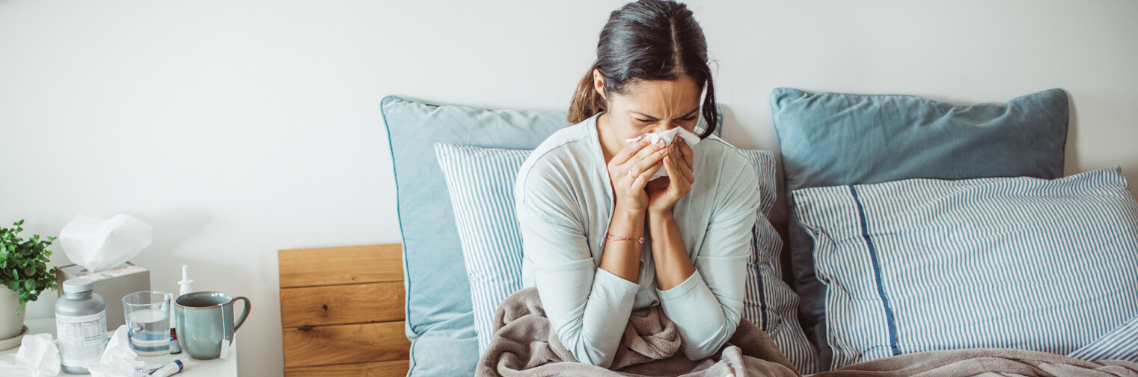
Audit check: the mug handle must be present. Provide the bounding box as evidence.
[232,296,251,333]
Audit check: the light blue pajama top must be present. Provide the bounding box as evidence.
[514,113,761,368]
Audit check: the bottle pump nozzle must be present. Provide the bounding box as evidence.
[177,265,194,297]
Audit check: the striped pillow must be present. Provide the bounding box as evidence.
[739,150,819,373]
[436,143,817,372]
[435,143,531,352]
[792,167,1138,369]
[1068,314,1138,362]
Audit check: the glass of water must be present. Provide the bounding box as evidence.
[123,291,172,372]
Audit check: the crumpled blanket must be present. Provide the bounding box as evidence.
[477,288,1138,377]
[475,287,799,377]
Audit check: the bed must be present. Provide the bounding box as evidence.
[278,88,1138,377]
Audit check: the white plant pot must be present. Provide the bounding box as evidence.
[0,287,26,340]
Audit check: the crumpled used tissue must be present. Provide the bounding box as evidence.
[0,333,61,377]
[86,325,145,377]
[625,127,702,180]
[59,215,152,272]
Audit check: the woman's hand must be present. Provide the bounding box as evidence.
[646,138,694,215]
[607,138,668,215]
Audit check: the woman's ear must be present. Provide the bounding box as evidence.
[592,69,607,101]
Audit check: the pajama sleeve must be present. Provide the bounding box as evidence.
[656,156,760,360]
[516,161,639,368]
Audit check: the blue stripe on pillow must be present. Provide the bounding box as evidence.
[794,167,1138,369]
[848,185,900,357]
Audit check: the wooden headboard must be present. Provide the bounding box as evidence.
[278,244,411,377]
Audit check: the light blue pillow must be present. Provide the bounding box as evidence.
[792,167,1138,369]
[436,143,817,373]
[381,96,567,376]
[771,88,1070,367]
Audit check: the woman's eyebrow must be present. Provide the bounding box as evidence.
[632,108,701,120]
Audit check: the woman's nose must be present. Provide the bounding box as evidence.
[649,122,679,133]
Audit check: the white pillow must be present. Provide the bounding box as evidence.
[792,167,1138,369]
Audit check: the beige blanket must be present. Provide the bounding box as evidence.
[478,288,1138,377]
[813,349,1138,377]
[476,287,799,377]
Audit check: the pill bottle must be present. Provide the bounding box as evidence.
[56,278,108,374]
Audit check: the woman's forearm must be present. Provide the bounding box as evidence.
[599,208,646,283]
[648,210,696,290]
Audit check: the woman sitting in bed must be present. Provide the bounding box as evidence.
[514,0,761,368]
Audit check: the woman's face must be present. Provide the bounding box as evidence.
[596,72,703,146]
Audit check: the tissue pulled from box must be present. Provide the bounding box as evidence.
[0,333,61,377]
[625,127,701,180]
[60,215,152,273]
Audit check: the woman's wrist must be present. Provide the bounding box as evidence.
[614,205,646,221]
[609,206,646,237]
[647,208,675,224]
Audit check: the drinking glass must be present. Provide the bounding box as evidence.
[123,291,172,372]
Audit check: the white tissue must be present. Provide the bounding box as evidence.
[0,334,62,377]
[625,128,701,181]
[59,215,152,272]
[86,325,145,377]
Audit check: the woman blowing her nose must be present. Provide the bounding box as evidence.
[514,0,761,369]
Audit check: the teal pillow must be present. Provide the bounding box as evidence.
[771,88,1069,369]
[381,97,567,376]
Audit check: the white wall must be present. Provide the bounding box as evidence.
[1,1,1135,376]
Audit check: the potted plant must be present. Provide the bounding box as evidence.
[0,220,59,341]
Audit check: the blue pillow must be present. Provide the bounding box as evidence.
[435,143,817,373]
[771,88,1069,367]
[792,167,1138,369]
[381,97,567,376]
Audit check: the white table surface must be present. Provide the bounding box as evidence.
[0,318,237,376]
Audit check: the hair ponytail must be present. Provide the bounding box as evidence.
[568,64,605,124]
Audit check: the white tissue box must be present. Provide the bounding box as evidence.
[56,262,151,332]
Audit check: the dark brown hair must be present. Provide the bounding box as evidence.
[568,0,717,138]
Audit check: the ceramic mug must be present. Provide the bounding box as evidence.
[174,292,250,360]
